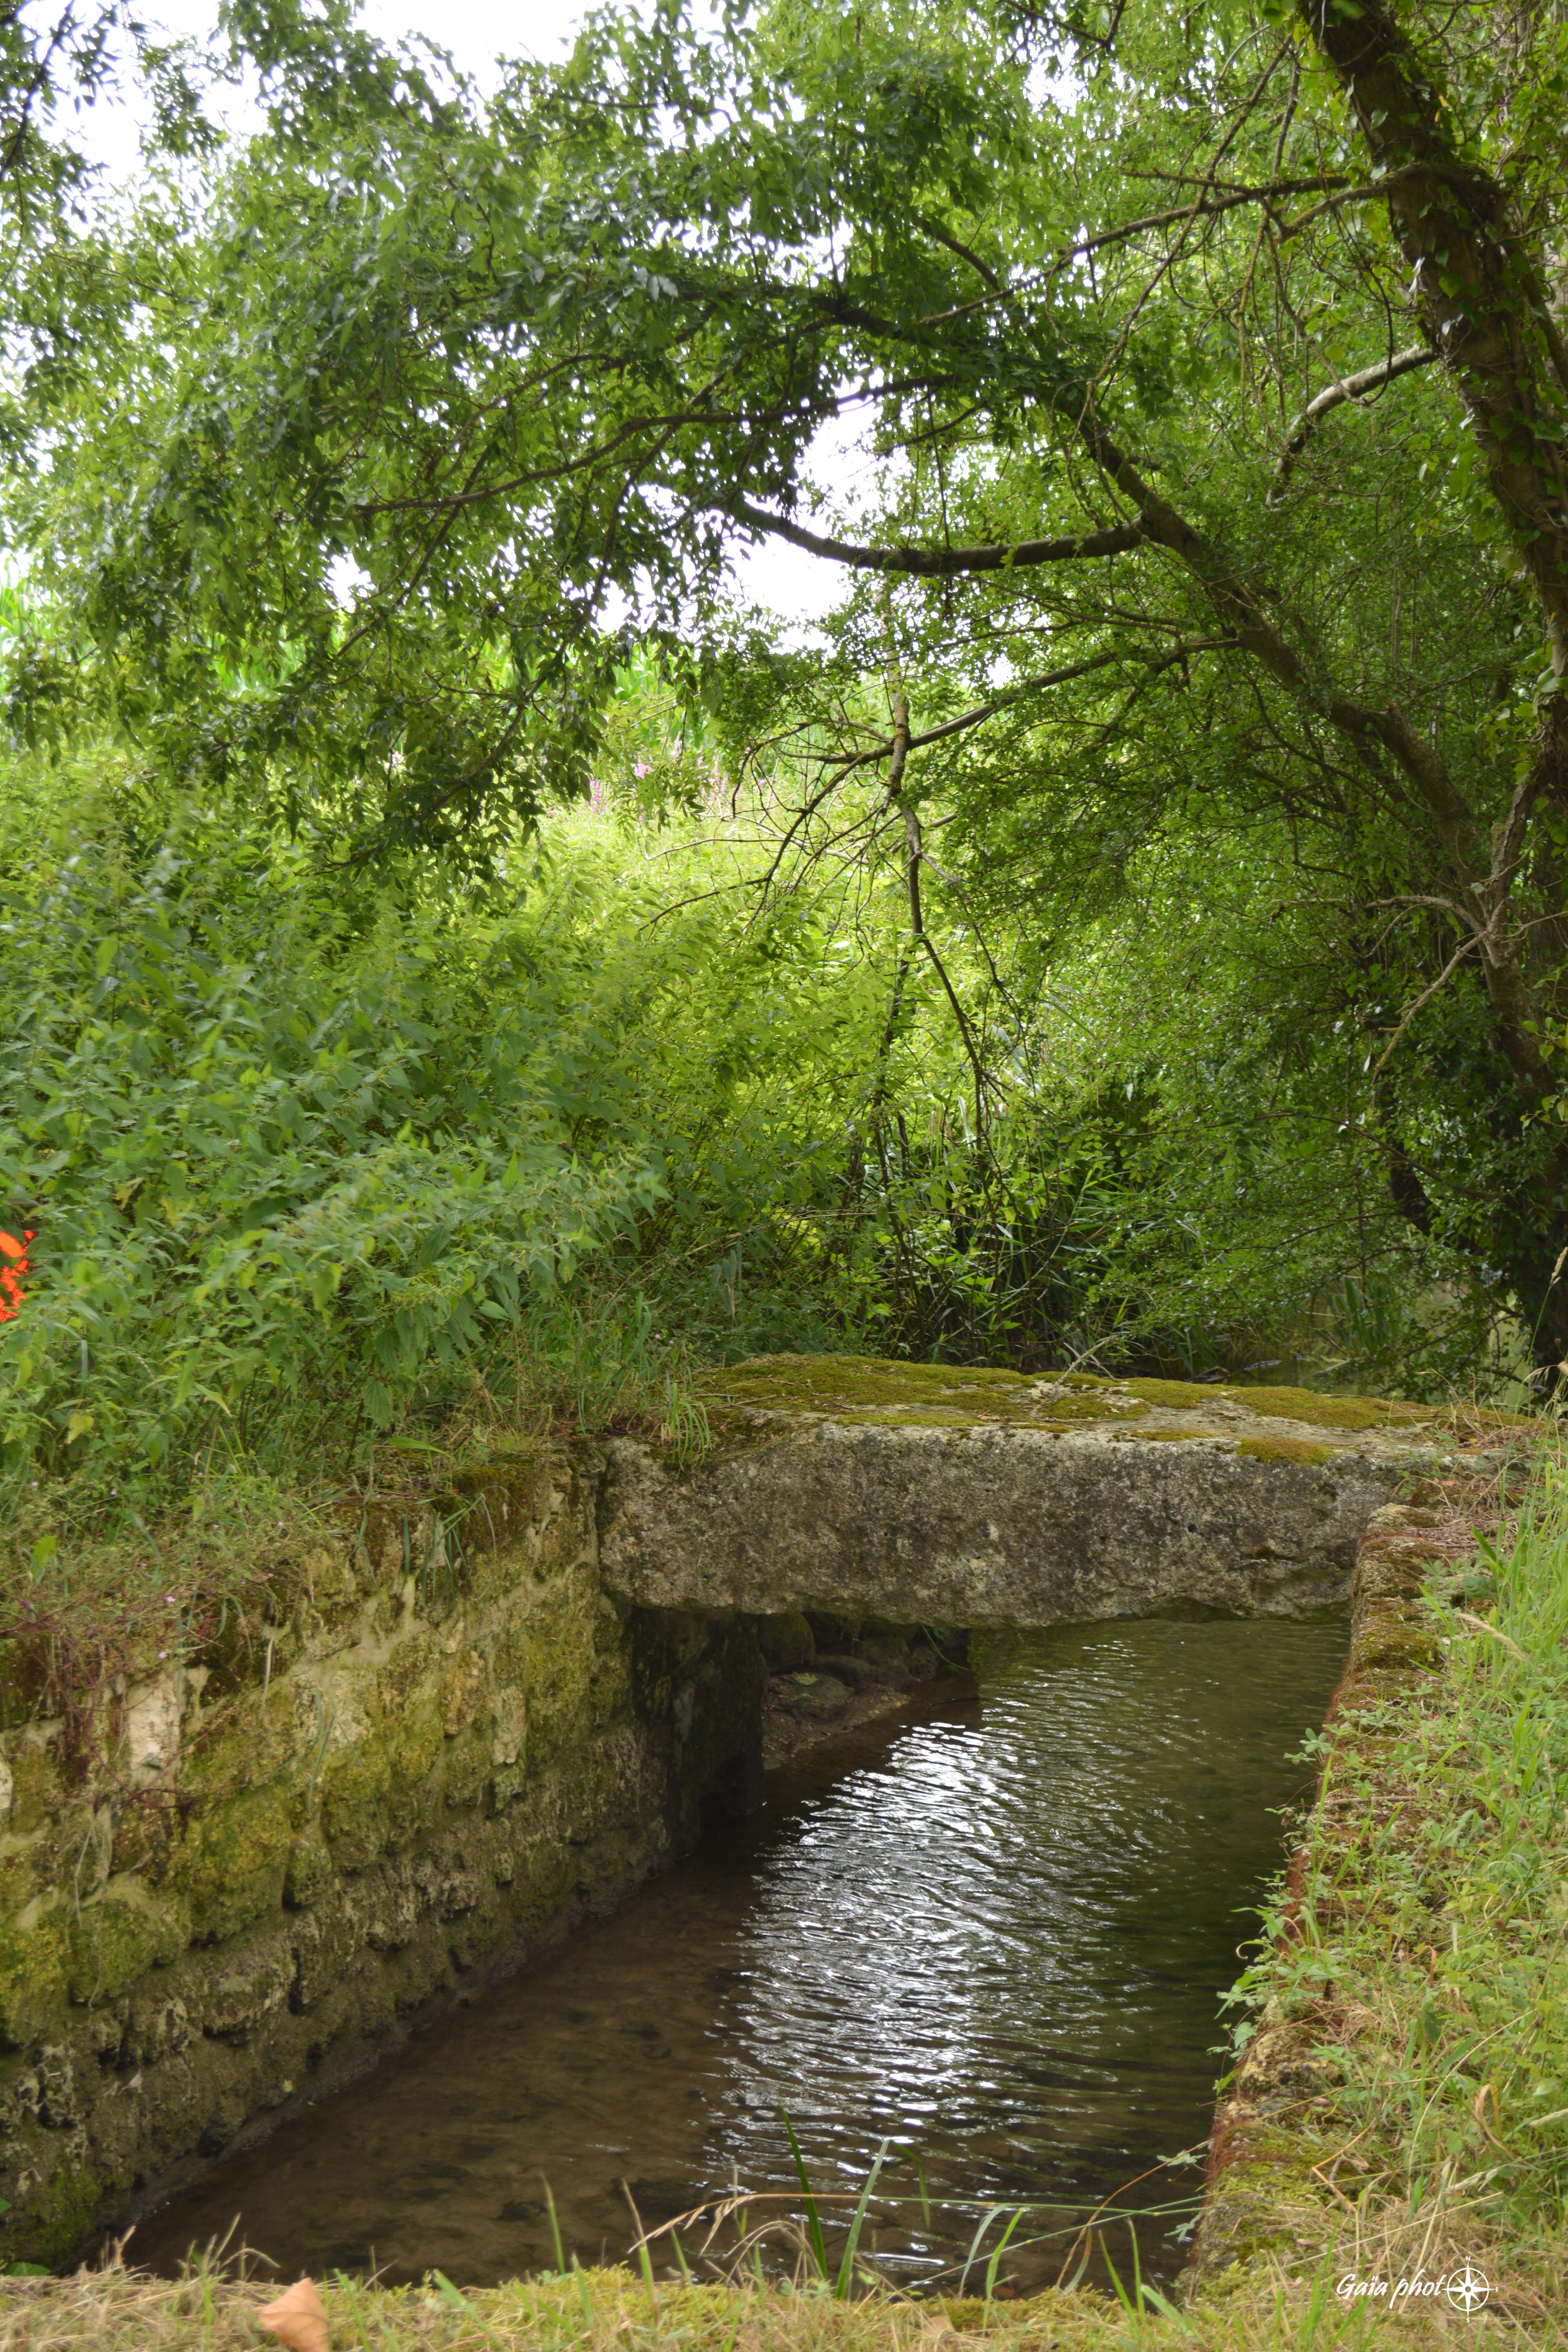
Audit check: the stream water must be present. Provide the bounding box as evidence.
[135,1617,1347,2295]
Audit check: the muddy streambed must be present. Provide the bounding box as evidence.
[134,1619,1347,2294]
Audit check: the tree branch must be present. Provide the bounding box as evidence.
[1077,413,1481,844]
[1269,344,1436,502]
[912,214,1001,291]
[730,499,1143,575]
[799,643,1231,788]
[1373,935,1481,1074]
[1299,0,1568,681]
[1063,176,1354,265]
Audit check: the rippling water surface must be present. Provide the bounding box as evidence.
[137,1618,1346,2292]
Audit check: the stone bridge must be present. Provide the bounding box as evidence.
[0,1352,1533,2271]
[599,1355,1527,1628]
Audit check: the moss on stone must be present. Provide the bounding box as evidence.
[374,1622,439,1714]
[1198,2158,1329,2274]
[1122,1377,1433,1431]
[167,1783,293,1939]
[829,1404,1005,1428]
[713,1354,1452,1441]
[67,1875,188,2003]
[1354,1619,1445,1671]
[5,2156,105,2269]
[1121,1376,1546,1441]
[5,1744,66,1839]
[1033,1394,1151,1423]
[318,1684,446,1872]
[1122,1377,1229,1411]
[0,1904,69,2046]
[180,1702,296,1806]
[283,1828,334,1909]
[705,1353,1035,1414]
[1236,1436,1339,1466]
[440,1648,488,1737]
[450,1451,556,1533]
[1226,1385,1428,1432]
[703,1353,1148,1430]
[0,1827,53,1917]
[495,1582,604,1775]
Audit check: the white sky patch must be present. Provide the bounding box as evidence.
[729,407,879,640]
[326,551,374,606]
[730,534,840,638]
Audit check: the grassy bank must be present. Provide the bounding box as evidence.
[0,2252,1550,2352]
[1199,1461,1568,2334]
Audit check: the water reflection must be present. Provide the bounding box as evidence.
[135,1618,1345,2292]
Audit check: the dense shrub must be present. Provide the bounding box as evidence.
[0,790,668,1500]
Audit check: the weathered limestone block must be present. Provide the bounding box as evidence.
[0,1440,762,2272]
[123,1675,183,1783]
[600,1356,1531,1627]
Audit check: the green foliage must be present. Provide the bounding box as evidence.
[9,0,1568,1376]
[0,765,671,1508]
[0,746,955,1521]
[6,0,1568,1550]
[0,717,1528,1545]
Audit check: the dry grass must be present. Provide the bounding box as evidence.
[1,2252,1559,2352]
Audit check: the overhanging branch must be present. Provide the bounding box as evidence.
[730,499,1143,575]
[802,641,1234,787]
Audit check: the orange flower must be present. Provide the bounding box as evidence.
[0,1228,31,1322]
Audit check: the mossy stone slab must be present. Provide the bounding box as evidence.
[601,1354,1537,1630]
[702,1354,1530,1445]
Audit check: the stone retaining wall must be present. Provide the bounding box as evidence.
[0,1443,762,2270]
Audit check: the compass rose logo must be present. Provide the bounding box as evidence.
[1446,2263,1489,2313]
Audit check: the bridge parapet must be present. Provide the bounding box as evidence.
[599,1356,1532,1628]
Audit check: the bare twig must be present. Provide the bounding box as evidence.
[1372,935,1481,1074]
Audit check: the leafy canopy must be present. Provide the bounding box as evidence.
[9,0,1568,1472]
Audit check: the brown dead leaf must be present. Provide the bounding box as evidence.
[257,2277,330,2352]
[1472,2080,1509,2153]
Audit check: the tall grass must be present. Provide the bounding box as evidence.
[1222,1455,1568,2312]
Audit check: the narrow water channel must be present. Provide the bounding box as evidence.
[135,1617,1346,2295]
